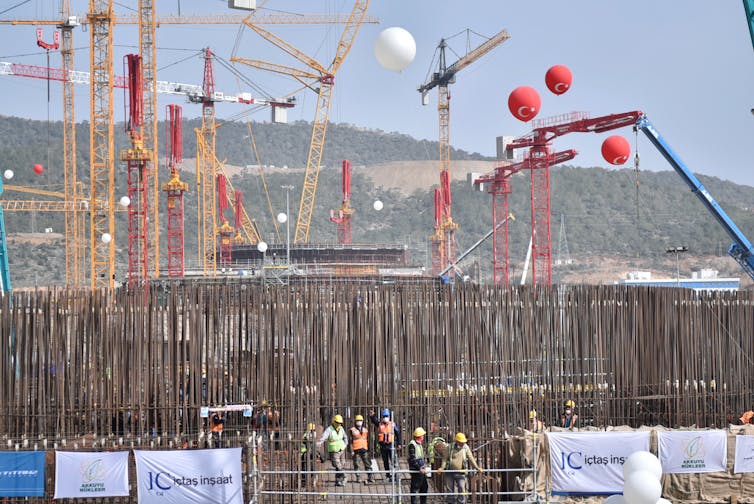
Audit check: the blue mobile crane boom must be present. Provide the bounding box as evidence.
[743,0,754,51]
[635,114,754,281]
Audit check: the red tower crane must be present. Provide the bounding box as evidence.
[475,149,576,284]
[216,173,234,266]
[505,110,643,284]
[120,54,150,287]
[430,188,444,274]
[162,104,189,277]
[329,159,353,244]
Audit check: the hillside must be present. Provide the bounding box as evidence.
[1,116,753,288]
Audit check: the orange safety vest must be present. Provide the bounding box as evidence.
[211,414,224,433]
[350,426,368,451]
[378,422,394,444]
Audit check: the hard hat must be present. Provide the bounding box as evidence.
[413,427,427,438]
[529,410,537,419]
[355,414,364,422]
[454,432,468,443]
[565,400,575,408]
[261,399,269,407]
[333,414,344,425]
[307,423,316,431]
[381,408,391,417]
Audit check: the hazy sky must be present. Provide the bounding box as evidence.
[1,1,754,188]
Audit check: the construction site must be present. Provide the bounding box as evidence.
[0,1,753,503]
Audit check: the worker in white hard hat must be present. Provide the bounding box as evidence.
[407,427,429,504]
[438,432,483,504]
[317,414,348,487]
[350,414,374,483]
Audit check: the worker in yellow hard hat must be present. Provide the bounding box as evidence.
[300,422,318,486]
[560,400,579,430]
[529,410,545,433]
[407,427,428,504]
[350,414,374,483]
[439,432,483,504]
[317,414,348,486]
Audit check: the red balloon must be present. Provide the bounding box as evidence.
[601,135,631,165]
[507,86,541,122]
[33,164,44,175]
[545,65,572,95]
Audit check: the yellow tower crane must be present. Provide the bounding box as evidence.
[232,0,371,244]
[418,28,510,274]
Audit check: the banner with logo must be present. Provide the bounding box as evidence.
[657,430,727,473]
[0,451,45,497]
[134,448,243,504]
[54,451,129,498]
[734,436,754,473]
[548,431,650,495]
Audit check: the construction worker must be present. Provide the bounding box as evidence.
[369,408,401,481]
[300,422,317,486]
[407,427,428,504]
[560,400,579,430]
[350,414,374,483]
[210,410,224,448]
[529,410,545,433]
[438,432,483,504]
[317,414,348,487]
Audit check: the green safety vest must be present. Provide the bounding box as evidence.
[301,431,313,453]
[326,426,347,453]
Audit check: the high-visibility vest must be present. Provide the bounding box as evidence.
[301,431,313,454]
[378,422,394,444]
[350,426,368,451]
[326,426,347,453]
[409,439,424,462]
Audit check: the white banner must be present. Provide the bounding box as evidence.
[53,451,129,499]
[548,431,650,495]
[134,448,243,504]
[657,430,727,473]
[734,436,754,473]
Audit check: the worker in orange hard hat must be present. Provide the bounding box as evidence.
[528,410,545,433]
[350,414,374,483]
[560,400,578,430]
[438,432,483,504]
[407,427,428,504]
[317,414,348,487]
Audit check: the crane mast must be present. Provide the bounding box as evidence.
[163,104,188,278]
[88,0,115,290]
[330,160,353,244]
[121,54,150,288]
[418,28,510,274]
[197,48,218,275]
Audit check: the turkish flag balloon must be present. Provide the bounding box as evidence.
[545,65,572,95]
[33,163,44,175]
[508,86,541,122]
[601,135,631,165]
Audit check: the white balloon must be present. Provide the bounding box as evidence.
[277,212,288,224]
[257,241,268,253]
[374,27,416,72]
[3,169,13,180]
[603,495,627,504]
[623,451,662,481]
[623,470,662,504]
[101,233,112,244]
[119,196,131,207]
[373,200,384,211]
